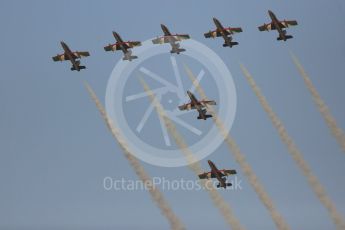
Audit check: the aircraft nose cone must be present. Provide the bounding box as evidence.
[212,17,218,24]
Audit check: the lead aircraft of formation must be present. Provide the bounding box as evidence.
[258,10,298,41]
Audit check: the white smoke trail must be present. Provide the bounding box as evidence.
[240,65,345,230]
[184,65,291,230]
[291,53,345,154]
[84,82,185,230]
[140,78,245,230]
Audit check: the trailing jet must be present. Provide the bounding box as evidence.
[152,24,190,54]
[199,160,237,189]
[104,32,141,61]
[178,91,216,120]
[258,10,298,41]
[52,41,90,71]
[204,17,243,47]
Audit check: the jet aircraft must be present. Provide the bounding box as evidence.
[178,91,216,120]
[104,32,141,61]
[258,10,298,41]
[52,41,90,71]
[152,24,190,54]
[204,17,243,47]
[199,160,237,188]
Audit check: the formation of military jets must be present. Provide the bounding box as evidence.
[53,10,298,188]
[53,10,298,71]
[258,10,298,41]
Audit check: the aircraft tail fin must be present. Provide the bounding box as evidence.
[277,30,293,41]
[197,109,213,120]
[71,60,86,71]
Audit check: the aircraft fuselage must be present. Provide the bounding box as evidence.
[208,160,226,188]
[213,17,230,43]
[187,91,205,118]
[161,24,172,36]
[60,41,80,71]
[268,10,286,40]
[113,32,130,55]
[213,17,234,47]
[160,24,180,50]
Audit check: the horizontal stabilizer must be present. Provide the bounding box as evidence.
[170,48,186,54]
[277,35,293,41]
[223,42,239,47]
[123,55,138,61]
[71,65,86,71]
[197,114,212,120]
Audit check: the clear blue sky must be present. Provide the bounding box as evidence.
[1,0,345,229]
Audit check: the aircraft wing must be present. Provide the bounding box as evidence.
[152,34,190,44]
[104,41,139,52]
[52,54,67,62]
[259,20,297,31]
[152,37,166,44]
[204,30,222,38]
[199,169,236,179]
[198,172,213,179]
[128,41,142,48]
[73,51,90,58]
[279,20,298,28]
[225,27,243,34]
[104,43,121,51]
[222,169,237,176]
[200,100,216,106]
[178,103,193,111]
[205,27,243,38]
[175,34,190,41]
[258,23,276,31]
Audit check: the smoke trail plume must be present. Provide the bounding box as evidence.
[240,65,345,230]
[84,82,185,230]
[291,53,345,154]
[184,65,291,230]
[140,79,245,230]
